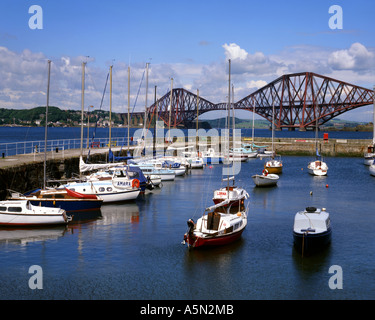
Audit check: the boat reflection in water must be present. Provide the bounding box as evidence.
[98,202,140,226]
[0,225,68,246]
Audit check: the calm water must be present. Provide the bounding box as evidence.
[0,155,374,300]
[0,126,372,144]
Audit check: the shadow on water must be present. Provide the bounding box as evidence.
[183,238,245,264]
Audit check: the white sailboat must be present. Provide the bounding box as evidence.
[307,105,328,176]
[212,60,249,207]
[183,60,248,249]
[264,98,283,174]
[364,86,375,165]
[64,64,140,202]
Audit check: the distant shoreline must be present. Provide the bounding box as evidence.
[0,123,372,131]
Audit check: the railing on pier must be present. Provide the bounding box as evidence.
[0,136,134,158]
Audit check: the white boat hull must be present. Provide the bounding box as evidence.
[63,181,140,203]
[307,160,328,176]
[0,200,69,226]
[252,173,279,187]
[369,165,375,176]
[364,153,375,165]
[293,207,331,254]
[150,175,162,186]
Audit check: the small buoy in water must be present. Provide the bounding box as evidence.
[209,166,213,169]
[310,191,313,195]
[326,184,329,188]
[301,168,303,170]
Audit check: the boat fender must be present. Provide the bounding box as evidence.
[131,179,140,189]
[262,169,269,176]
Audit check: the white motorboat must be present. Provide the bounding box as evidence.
[0,200,71,226]
[307,158,328,176]
[183,199,248,248]
[252,169,279,187]
[293,207,332,255]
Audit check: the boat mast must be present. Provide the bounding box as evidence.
[43,59,51,190]
[196,89,199,153]
[127,66,130,154]
[143,62,149,140]
[168,77,173,143]
[272,95,275,157]
[109,64,113,158]
[232,83,235,185]
[252,99,255,147]
[315,103,319,158]
[227,59,231,193]
[373,85,375,146]
[80,61,86,158]
[153,85,157,153]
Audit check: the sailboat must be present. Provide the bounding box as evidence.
[8,61,103,214]
[63,64,140,203]
[213,61,249,207]
[183,60,248,249]
[182,199,248,248]
[364,86,375,165]
[307,105,328,176]
[264,98,283,174]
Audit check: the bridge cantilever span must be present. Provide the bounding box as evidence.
[235,72,374,130]
[126,72,373,130]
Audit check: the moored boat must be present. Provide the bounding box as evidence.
[293,207,332,255]
[369,162,375,176]
[183,199,248,248]
[307,158,328,176]
[264,156,283,174]
[7,188,103,214]
[0,200,71,226]
[63,179,140,203]
[252,169,279,187]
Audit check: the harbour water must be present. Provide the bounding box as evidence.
[0,126,372,144]
[0,153,374,300]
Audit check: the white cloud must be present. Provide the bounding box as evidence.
[223,43,248,60]
[328,42,375,71]
[247,80,268,90]
[0,42,373,122]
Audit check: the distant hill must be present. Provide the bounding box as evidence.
[200,117,371,131]
[0,106,372,131]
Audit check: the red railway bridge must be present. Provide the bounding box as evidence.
[125,72,374,130]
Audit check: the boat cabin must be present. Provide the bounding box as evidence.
[294,207,330,234]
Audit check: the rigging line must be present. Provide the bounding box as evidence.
[86,71,110,162]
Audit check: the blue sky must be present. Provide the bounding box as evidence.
[0,0,374,121]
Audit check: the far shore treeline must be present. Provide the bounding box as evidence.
[0,106,372,131]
